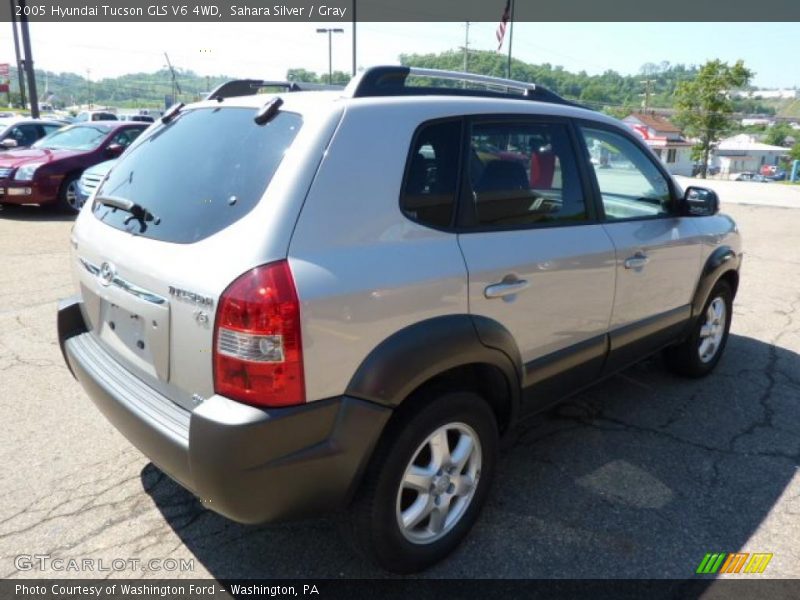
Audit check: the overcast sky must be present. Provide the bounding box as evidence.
[2,22,797,88]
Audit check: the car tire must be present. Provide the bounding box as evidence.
[57,174,82,213]
[664,280,733,378]
[344,390,498,574]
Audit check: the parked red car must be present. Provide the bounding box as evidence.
[760,164,778,176]
[0,121,147,212]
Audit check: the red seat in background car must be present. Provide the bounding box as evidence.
[530,150,555,189]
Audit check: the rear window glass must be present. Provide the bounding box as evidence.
[93,107,302,243]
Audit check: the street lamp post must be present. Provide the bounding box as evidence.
[316,28,344,85]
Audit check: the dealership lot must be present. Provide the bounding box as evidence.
[1,196,799,579]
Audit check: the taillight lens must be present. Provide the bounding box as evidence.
[213,260,305,407]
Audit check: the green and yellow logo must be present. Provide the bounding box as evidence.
[696,552,773,575]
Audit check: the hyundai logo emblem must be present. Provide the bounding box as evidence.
[99,262,116,287]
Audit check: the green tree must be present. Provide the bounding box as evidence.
[789,142,800,162]
[674,60,753,178]
[763,122,792,147]
[286,68,320,83]
[286,68,350,85]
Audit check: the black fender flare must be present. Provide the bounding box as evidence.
[691,245,741,318]
[345,314,522,419]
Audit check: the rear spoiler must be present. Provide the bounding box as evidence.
[207,79,344,101]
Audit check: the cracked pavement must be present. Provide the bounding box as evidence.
[0,201,799,579]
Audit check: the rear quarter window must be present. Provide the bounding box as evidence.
[400,119,462,229]
[93,107,302,243]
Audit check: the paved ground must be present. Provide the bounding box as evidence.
[676,175,800,209]
[1,200,799,580]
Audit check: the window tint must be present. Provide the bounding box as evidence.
[580,126,673,220]
[9,125,39,146]
[400,120,462,228]
[469,121,587,227]
[93,107,302,244]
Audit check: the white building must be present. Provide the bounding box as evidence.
[733,89,799,100]
[623,113,694,176]
[714,134,788,175]
[741,117,773,127]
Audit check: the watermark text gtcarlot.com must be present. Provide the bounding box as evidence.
[14,554,195,573]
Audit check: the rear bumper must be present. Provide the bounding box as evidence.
[58,297,392,524]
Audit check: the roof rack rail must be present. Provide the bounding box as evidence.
[346,66,588,109]
[206,79,344,101]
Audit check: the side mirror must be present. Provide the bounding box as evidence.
[105,143,124,157]
[682,186,719,216]
[1,139,18,150]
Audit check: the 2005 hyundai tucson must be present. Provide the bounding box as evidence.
[58,67,741,573]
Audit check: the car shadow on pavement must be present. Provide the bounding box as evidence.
[142,333,800,579]
[0,204,75,222]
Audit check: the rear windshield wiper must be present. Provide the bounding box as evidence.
[96,195,161,227]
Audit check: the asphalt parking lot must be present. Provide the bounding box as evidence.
[1,188,799,579]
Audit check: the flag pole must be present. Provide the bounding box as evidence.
[506,0,515,78]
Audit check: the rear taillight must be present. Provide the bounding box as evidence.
[213,260,305,408]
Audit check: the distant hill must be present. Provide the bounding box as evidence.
[4,51,791,119]
[6,66,234,110]
[778,99,800,119]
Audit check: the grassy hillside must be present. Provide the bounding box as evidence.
[778,99,800,119]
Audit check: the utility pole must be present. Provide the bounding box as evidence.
[463,21,470,73]
[10,0,26,109]
[316,28,344,85]
[164,52,181,105]
[86,68,91,108]
[351,0,356,77]
[18,0,39,117]
[506,0,515,79]
[640,78,656,110]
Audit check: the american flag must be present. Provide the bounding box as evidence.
[496,0,512,51]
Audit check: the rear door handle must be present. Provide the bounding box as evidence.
[485,278,530,299]
[624,252,649,270]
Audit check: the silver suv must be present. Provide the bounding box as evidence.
[58,67,741,573]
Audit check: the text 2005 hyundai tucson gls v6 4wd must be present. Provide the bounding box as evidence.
[59,67,741,574]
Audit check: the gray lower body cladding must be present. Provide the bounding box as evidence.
[59,297,391,524]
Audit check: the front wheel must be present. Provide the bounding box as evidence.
[664,280,733,377]
[345,391,498,574]
[57,175,82,213]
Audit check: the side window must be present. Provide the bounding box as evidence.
[8,125,39,147]
[580,126,673,220]
[400,120,462,228]
[112,129,142,148]
[42,124,62,136]
[469,121,587,227]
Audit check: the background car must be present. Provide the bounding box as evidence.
[734,171,771,182]
[75,159,115,208]
[74,110,118,123]
[0,121,146,212]
[0,117,66,150]
[691,162,720,177]
[120,114,155,123]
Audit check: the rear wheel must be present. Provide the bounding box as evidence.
[57,175,81,213]
[664,280,733,377]
[345,391,498,574]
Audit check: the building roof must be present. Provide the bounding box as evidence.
[717,134,788,152]
[626,112,682,133]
